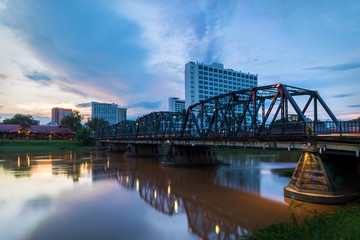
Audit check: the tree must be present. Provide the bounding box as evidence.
[2,114,39,125]
[353,117,360,122]
[60,110,82,133]
[86,117,109,131]
[77,126,93,145]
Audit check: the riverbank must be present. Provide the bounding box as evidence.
[0,140,96,152]
[243,205,360,240]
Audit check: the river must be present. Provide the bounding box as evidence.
[0,149,343,240]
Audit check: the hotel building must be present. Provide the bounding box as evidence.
[91,102,119,125]
[185,62,258,107]
[168,97,186,113]
[51,107,72,125]
[118,108,127,122]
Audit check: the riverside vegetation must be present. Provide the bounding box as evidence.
[243,204,360,240]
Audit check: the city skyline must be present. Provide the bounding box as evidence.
[1,0,359,124]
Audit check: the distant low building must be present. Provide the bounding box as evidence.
[52,107,72,125]
[0,121,75,140]
[118,108,127,122]
[169,97,185,113]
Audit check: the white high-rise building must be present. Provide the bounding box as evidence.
[185,62,258,108]
[91,102,118,125]
[168,97,186,113]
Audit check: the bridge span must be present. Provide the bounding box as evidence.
[94,84,360,204]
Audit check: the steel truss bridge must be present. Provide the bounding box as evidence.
[95,84,359,155]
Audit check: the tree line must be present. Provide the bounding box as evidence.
[1,111,110,145]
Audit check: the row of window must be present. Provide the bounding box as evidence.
[197,75,257,84]
[198,80,254,86]
[197,71,257,80]
[197,66,257,78]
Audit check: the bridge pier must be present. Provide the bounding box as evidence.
[162,145,220,167]
[106,143,128,152]
[124,143,164,157]
[96,141,108,150]
[284,152,360,204]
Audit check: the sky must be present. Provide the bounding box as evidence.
[0,0,359,124]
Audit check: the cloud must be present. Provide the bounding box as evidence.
[0,105,4,109]
[128,101,161,109]
[0,74,7,79]
[25,71,52,81]
[25,71,52,86]
[348,105,360,108]
[306,63,360,71]
[76,102,91,108]
[333,93,354,98]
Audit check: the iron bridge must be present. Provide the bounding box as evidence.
[95,84,360,155]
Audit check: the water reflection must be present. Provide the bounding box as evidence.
[0,150,341,240]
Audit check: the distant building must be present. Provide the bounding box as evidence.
[185,61,258,123]
[169,97,186,112]
[51,107,72,125]
[91,102,118,125]
[118,108,127,122]
[185,61,258,107]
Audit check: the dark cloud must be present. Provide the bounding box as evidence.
[0,74,7,79]
[25,71,52,81]
[348,105,360,108]
[128,101,161,109]
[333,93,354,98]
[0,105,4,109]
[60,86,88,98]
[306,63,360,71]
[76,102,91,108]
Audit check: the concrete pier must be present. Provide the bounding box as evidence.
[106,143,128,152]
[124,143,164,157]
[162,145,220,167]
[284,152,360,204]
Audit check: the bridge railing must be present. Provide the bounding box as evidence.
[95,121,360,139]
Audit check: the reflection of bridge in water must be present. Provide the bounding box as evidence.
[92,152,293,239]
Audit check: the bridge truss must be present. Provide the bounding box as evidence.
[95,84,359,139]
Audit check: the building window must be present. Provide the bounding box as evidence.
[199,71,203,74]
[219,70,223,73]
[199,85,203,89]
[204,66,208,71]
[199,80,203,84]
[199,66,203,70]
[214,69,218,73]
[199,76,203,79]
[204,77,208,80]
[209,67,213,72]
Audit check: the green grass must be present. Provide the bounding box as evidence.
[0,140,95,152]
[242,205,360,240]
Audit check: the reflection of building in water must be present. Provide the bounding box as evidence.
[215,153,261,194]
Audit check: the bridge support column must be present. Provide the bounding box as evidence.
[106,143,128,152]
[124,143,164,157]
[284,152,360,204]
[162,145,220,167]
[96,141,108,150]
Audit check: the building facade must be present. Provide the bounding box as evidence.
[51,107,72,125]
[185,62,258,108]
[118,108,127,122]
[91,102,119,125]
[168,97,186,113]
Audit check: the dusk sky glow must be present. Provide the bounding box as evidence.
[0,0,359,123]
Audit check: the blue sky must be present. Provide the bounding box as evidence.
[0,0,359,123]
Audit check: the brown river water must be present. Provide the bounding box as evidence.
[0,149,346,240]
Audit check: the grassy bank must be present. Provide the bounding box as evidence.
[0,140,96,152]
[243,205,360,240]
